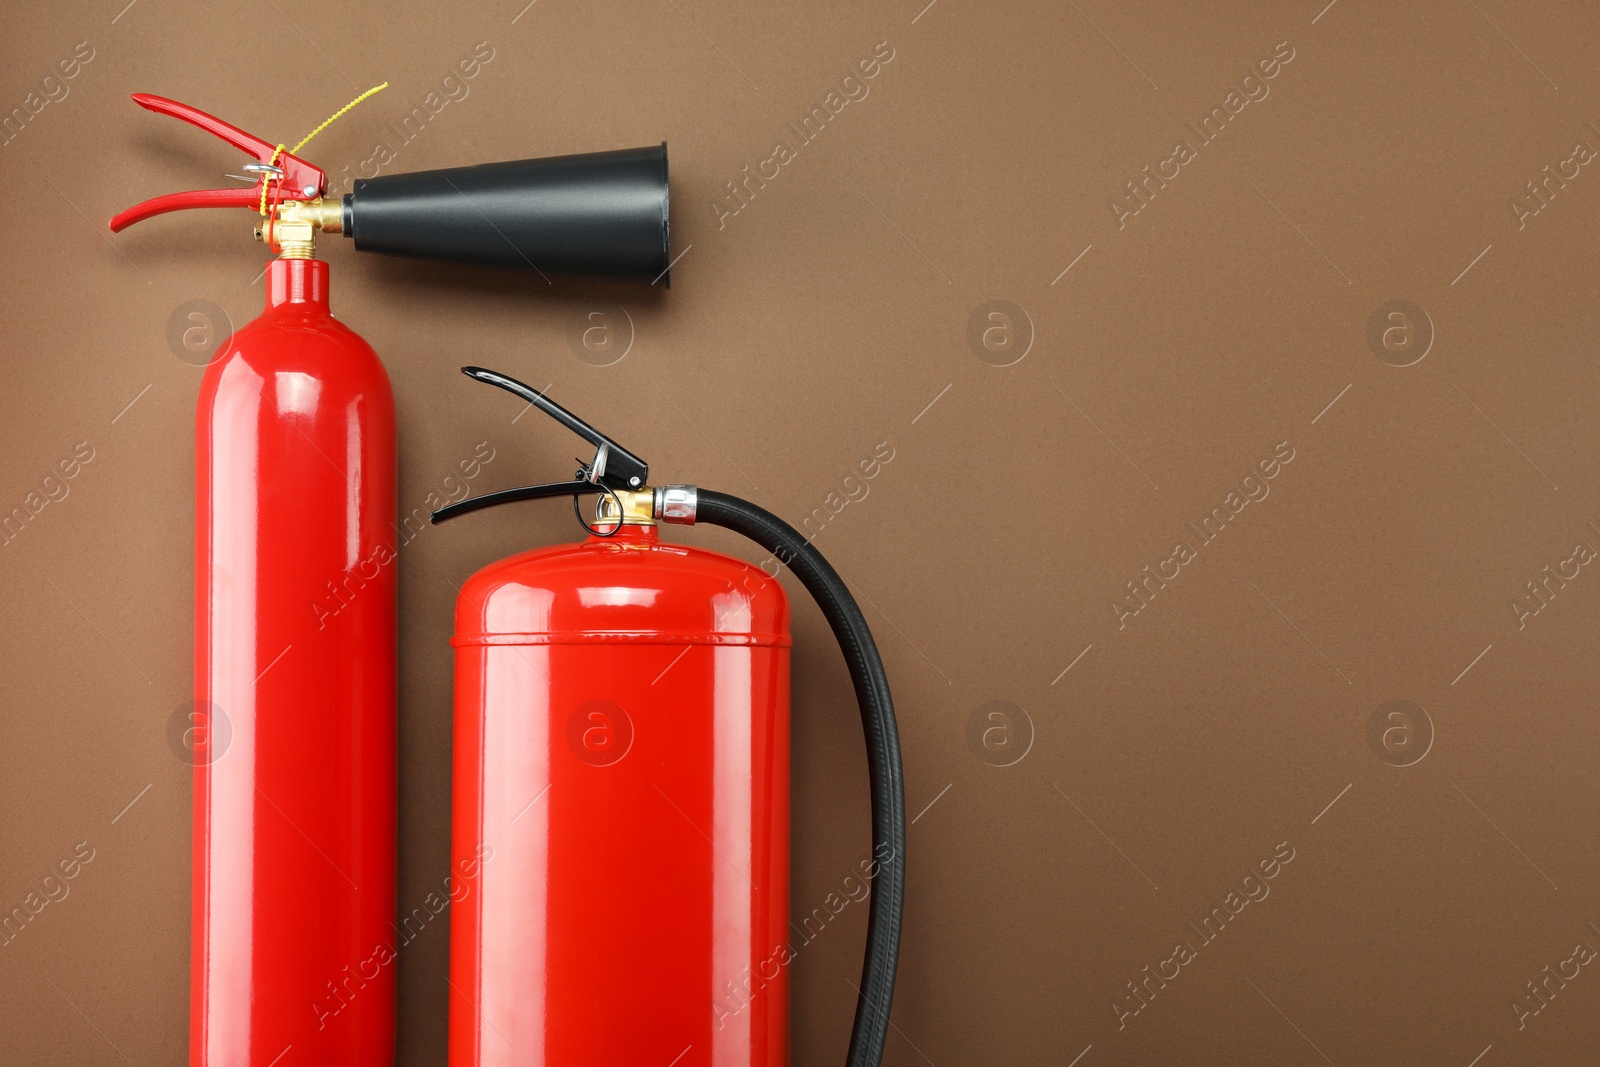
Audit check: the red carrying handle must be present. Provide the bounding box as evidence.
[109,94,327,232]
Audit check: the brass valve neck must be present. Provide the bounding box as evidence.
[255,198,342,260]
[593,489,658,528]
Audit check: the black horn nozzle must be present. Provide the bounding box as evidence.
[341,144,671,285]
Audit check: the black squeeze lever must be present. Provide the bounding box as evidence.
[431,367,649,524]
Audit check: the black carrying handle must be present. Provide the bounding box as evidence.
[456,367,648,490]
[431,480,604,524]
[431,368,648,526]
[342,145,671,284]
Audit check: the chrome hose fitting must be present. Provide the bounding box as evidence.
[654,485,698,525]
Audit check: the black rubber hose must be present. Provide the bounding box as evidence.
[695,490,905,1067]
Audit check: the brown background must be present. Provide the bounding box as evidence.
[4,0,1600,1063]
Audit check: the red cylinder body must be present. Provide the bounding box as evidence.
[192,259,397,1066]
[448,523,791,1067]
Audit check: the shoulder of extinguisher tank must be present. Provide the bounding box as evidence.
[451,532,790,648]
[205,267,388,388]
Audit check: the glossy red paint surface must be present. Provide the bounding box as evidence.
[193,259,397,1066]
[448,524,791,1067]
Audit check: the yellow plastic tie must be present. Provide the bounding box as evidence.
[290,82,389,156]
[258,143,286,216]
[259,82,389,216]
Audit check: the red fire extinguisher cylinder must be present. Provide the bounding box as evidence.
[432,370,907,1067]
[110,93,399,1067]
[194,257,398,1065]
[448,510,791,1065]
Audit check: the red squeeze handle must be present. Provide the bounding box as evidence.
[109,94,327,232]
[109,188,268,231]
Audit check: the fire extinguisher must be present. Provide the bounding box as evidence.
[431,368,906,1067]
[110,92,672,1066]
